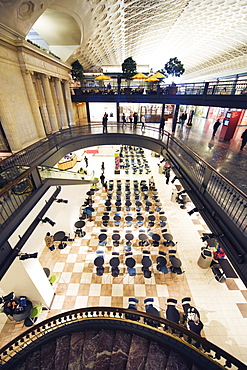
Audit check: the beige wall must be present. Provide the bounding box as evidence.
[74,102,88,125]
[0,31,73,152]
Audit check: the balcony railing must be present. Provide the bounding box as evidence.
[0,125,246,240]
[71,78,247,97]
[0,306,245,369]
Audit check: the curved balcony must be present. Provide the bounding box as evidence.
[0,307,245,369]
[0,124,246,284]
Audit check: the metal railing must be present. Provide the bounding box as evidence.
[0,125,246,239]
[0,307,244,369]
[71,78,247,96]
[0,167,37,230]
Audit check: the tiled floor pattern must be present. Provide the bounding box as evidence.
[1,147,247,365]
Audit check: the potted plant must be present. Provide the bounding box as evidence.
[163,57,185,94]
[122,57,137,94]
[71,60,84,87]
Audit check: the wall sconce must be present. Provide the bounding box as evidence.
[41,217,56,227]
[56,199,68,204]
[19,252,38,260]
[187,207,198,216]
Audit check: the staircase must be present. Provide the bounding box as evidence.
[12,329,201,370]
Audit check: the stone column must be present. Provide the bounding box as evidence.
[22,70,46,138]
[35,76,52,134]
[50,78,62,130]
[55,78,69,129]
[64,80,75,126]
[41,74,59,132]
[0,92,22,152]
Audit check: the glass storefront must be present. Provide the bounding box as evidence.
[119,103,173,123]
[89,102,117,122]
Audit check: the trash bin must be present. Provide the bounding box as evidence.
[197,248,213,269]
[171,187,177,202]
[158,165,164,174]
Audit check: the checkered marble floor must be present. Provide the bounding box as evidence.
[1,146,247,365]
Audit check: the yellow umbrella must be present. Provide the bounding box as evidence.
[95,74,111,81]
[145,76,159,82]
[131,72,148,79]
[153,72,166,79]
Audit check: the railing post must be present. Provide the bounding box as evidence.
[172,105,179,133]
[203,82,209,95]
[231,74,238,95]
[200,166,212,192]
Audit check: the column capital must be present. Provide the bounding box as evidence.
[22,69,34,76]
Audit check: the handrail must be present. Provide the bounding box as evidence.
[0,306,244,369]
[0,165,34,197]
[71,78,247,96]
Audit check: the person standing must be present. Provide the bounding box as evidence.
[181,112,187,125]
[100,173,105,186]
[129,112,133,124]
[240,129,247,150]
[133,112,138,128]
[212,118,221,137]
[102,113,108,133]
[187,110,194,126]
[84,156,88,168]
[165,167,171,185]
[101,161,105,173]
[122,113,126,125]
[141,115,145,130]
[103,181,108,192]
[159,115,165,134]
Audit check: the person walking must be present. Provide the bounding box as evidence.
[212,118,221,137]
[240,129,247,150]
[141,115,145,130]
[133,112,138,128]
[101,161,105,173]
[84,156,88,168]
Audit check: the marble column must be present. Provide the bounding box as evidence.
[41,74,59,132]
[35,76,52,134]
[64,80,75,126]
[0,92,22,152]
[55,78,69,129]
[22,70,46,138]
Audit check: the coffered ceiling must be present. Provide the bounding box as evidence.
[1,0,247,81]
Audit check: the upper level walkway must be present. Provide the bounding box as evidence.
[72,79,247,109]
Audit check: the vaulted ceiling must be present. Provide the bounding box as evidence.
[0,0,247,81]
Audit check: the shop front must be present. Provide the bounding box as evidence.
[89,102,117,122]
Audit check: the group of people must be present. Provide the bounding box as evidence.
[121,112,143,129]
